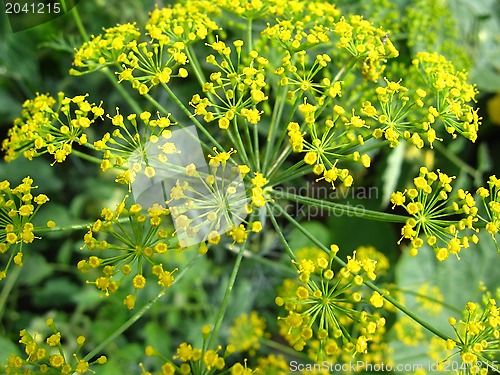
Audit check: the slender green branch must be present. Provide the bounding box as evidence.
[226,244,296,276]
[266,204,298,263]
[69,5,144,115]
[101,68,143,114]
[267,160,306,186]
[143,93,169,116]
[34,217,129,234]
[270,201,451,342]
[230,120,251,168]
[72,149,102,165]
[206,239,248,349]
[253,122,260,171]
[0,266,21,323]
[160,83,225,151]
[84,253,201,362]
[261,338,310,360]
[433,142,481,181]
[69,1,88,41]
[266,95,303,176]
[272,190,408,223]
[246,18,253,54]
[241,119,256,169]
[397,288,462,314]
[262,86,287,172]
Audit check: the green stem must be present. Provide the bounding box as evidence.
[143,93,169,116]
[265,95,303,176]
[246,18,253,54]
[253,122,260,171]
[262,86,286,172]
[185,46,220,116]
[72,149,102,165]
[230,120,251,167]
[266,204,298,263]
[69,0,88,41]
[433,142,481,182]
[226,244,296,276]
[83,253,201,362]
[397,288,462,314]
[270,201,451,342]
[102,68,143,114]
[241,119,256,169]
[69,3,143,115]
[261,338,310,361]
[272,190,408,223]
[206,239,247,349]
[160,82,225,151]
[0,266,21,323]
[267,160,306,186]
[34,217,129,234]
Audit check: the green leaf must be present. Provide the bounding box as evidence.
[71,287,104,311]
[33,278,80,308]
[0,158,64,193]
[19,253,54,286]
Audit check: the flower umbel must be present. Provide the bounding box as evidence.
[0,177,50,280]
[275,246,385,359]
[391,167,478,260]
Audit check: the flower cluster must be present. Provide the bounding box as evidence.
[406,0,470,71]
[164,148,261,248]
[412,52,480,143]
[275,246,385,359]
[93,110,174,183]
[333,15,398,81]
[362,79,433,148]
[224,0,335,21]
[391,167,478,260]
[146,0,219,44]
[142,326,255,375]
[286,102,371,189]
[4,319,107,374]
[78,196,176,309]
[189,39,269,129]
[447,292,500,374]
[477,175,500,250]
[0,0,492,374]
[0,177,51,280]
[262,16,337,54]
[72,23,141,74]
[72,3,220,94]
[2,93,103,163]
[228,311,268,356]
